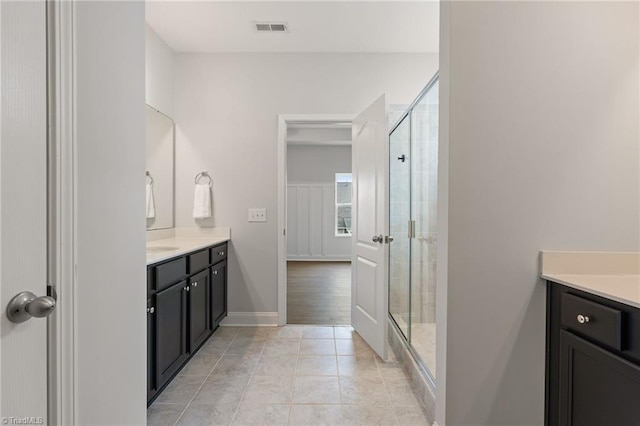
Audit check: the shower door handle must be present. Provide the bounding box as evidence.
[408,220,416,238]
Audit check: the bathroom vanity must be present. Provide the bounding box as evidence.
[542,252,640,426]
[146,231,229,405]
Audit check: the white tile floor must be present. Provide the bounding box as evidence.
[148,326,431,426]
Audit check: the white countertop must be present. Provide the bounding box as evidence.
[541,251,640,309]
[146,227,230,265]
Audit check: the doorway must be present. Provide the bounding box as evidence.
[283,120,353,325]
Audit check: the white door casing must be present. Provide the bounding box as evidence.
[0,0,49,422]
[351,95,389,360]
[276,114,355,326]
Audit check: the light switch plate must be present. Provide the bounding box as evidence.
[248,208,267,222]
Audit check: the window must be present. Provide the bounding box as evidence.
[335,173,352,236]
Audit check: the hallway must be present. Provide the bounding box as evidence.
[287,261,351,325]
[147,325,430,425]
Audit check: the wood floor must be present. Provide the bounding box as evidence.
[287,261,351,325]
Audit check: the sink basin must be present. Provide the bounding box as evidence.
[146,246,179,253]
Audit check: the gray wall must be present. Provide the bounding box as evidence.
[174,53,438,316]
[287,145,351,183]
[76,2,146,423]
[440,2,639,425]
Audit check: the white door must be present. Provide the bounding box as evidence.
[0,0,50,422]
[351,95,389,359]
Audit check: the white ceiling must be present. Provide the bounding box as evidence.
[146,1,439,53]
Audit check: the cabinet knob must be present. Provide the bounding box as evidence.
[218,251,225,256]
[147,306,155,314]
[193,282,198,287]
[186,286,190,292]
[577,314,590,324]
[213,270,218,275]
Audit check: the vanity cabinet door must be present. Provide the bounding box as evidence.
[189,269,212,352]
[559,330,640,426]
[211,260,227,327]
[147,297,156,404]
[156,280,188,388]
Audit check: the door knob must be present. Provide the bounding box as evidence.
[372,235,383,243]
[6,291,56,323]
[577,314,590,324]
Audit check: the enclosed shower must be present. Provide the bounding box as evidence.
[389,75,439,381]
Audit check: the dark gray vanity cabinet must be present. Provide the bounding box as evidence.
[156,280,188,389]
[189,269,212,352]
[211,260,227,327]
[546,282,640,426]
[147,296,156,402]
[147,241,228,406]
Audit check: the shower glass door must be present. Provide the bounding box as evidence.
[388,76,439,381]
[409,79,439,376]
[389,116,411,339]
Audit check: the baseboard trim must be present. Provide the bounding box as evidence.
[220,312,279,326]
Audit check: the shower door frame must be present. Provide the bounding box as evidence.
[388,72,440,386]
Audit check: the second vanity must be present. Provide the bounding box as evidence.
[146,228,230,405]
[541,251,640,426]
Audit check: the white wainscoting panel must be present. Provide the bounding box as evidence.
[287,183,351,260]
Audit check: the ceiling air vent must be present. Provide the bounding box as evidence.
[255,22,289,33]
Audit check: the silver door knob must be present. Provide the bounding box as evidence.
[577,314,590,324]
[6,291,56,323]
[372,235,383,243]
[385,236,394,243]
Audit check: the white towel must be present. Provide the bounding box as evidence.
[146,183,155,219]
[193,183,212,219]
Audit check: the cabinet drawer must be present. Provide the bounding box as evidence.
[561,293,623,350]
[211,243,227,264]
[189,249,210,274]
[155,257,187,291]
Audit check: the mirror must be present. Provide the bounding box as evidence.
[146,105,174,230]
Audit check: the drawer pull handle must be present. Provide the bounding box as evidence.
[577,314,590,324]
[218,251,225,256]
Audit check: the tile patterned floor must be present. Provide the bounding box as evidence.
[148,326,431,426]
